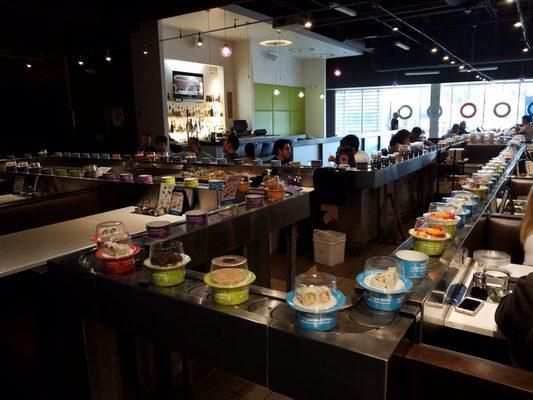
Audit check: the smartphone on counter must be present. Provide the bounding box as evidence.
[455,297,484,316]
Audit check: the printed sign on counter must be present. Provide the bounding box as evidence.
[220,175,241,206]
[157,183,174,212]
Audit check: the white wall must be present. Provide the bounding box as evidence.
[251,41,305,87]
[161,24,235,128]
[232,40,253,127]
[302,59,326,138]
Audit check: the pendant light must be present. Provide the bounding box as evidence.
[105,50,112,62]
[333,26,342,77]
[220,10,232,57]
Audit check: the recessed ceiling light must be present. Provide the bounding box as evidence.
[514,21,522,28]
[450,60,456,64]
[260,39,293,47]
[430,46,438,53]
[442,54,449,61]
[333,68,341,77]
[314,52,336,58]
[289,47,316,53]
[392,27,399,32]
[523,47,529,53]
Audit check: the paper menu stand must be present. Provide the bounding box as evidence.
[157,183,174,212]
[220,175,241,206]
[169,188,190,216]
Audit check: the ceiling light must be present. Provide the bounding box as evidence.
[395,41,410,51]
[333,67,342,77]
[459,65,465,70]
[105,51,112,62]
[304,15,312,29]
[220,43,232,57]
[430,46,438,54]
[476,74,480,78]
[514,21,522,28]
[197,34,203,48]
[404,71,440,76]
[523,47,529,53]
[142,44,148,55]
[273,88,280,96]
[26,61,32,69]
[320,93,325,100]
[392,27,399,32]
[329,2,357,17]
[259,39,293,47]
[506,0,514,3]
[298,91,304,98]
[77,56,84,66]
[442,54,450,61]
[450,60,456,64]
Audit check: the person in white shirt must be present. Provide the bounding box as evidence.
[518,115,533,141]
[520,188,533,265]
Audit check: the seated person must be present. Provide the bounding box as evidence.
[272,139,292,165]
[518,115,533,141]
[458,121,467,135]
[223,135,240,163]
[177,137,214,159]
[389,129,411,153]
[243,143,256,164]
[154,134,168,154]
[137,131,155,152]
[410,127,433,147]
[328,134,370,166]
[445,123,460,138]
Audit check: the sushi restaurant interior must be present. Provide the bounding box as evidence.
[1,1,533,399]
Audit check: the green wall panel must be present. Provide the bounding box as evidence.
[254,83,305,135]
[254,111,273,135]
[254,83,273,111]
[273,87,290,111]
[273,111,290,135]
[290,110,305,134]
[289,87,305,111]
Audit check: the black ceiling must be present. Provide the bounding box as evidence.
[238,0,533,71]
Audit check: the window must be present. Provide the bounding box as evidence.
[335,84,431,137]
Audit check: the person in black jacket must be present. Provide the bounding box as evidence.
[495,272,533,370]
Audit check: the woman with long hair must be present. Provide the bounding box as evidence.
[520,188,533,265]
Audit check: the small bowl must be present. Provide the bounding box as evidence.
[143,254,191,287]
[286,290,346,331]
[394,250,429,279]
[356,272,413,311]
[409,229,451,256]
[203,270,256,305]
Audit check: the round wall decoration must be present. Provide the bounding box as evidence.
[527,102,533,117]
[426,105,443,119]
[493,102,511,118]
[460,102,477,119]
[397,105,413,120]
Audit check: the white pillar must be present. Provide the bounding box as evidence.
[429,83,441,138]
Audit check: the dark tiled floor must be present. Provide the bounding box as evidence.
[196,239,398,399]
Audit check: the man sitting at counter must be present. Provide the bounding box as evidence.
[410,127,433,147]
[272,139,292,165]
[327,134,370,166]
[223,135,240,163]
[517,115,533,141]
[178,137,214,160]
[137,131,155,152]
[154,135,169,154]
[389,129,411,153]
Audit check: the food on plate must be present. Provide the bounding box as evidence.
[364,267,405,292]
[102,241,133,258]
[211,268,248,285]
[426,211,455,220]
[411,226,447,239]
[294,285,337,310]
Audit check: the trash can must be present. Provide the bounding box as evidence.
[313,230,346,266]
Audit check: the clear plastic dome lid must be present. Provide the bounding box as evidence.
[426,202,461,221]
[472,172,492,184]
[451,190,478,202]
[17,161,29,168]
[30,162,41,168]
[99,232,133,259]
[363,256,406,292]
[209,255,249,286]
[264,176,285,191]
[293,268,338,312]
[473,250,511,268]
[94,221,127,242]
[149,240,184,268]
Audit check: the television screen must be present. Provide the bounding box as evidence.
[173,71,204,100]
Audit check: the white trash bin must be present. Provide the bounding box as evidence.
[313,230,346,266]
